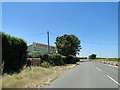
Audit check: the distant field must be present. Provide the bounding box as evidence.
[95,58,120,62]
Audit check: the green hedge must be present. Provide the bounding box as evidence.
[1,32,27,74]
[40,54,79,67]
[65,55,79,64]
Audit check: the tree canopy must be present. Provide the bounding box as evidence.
[89,54,96,59]
[55,34,81,56]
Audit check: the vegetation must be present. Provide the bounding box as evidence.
[30,53,41,58]
[2,65,76,88]
[89,54,96,59]
[55,34,81,56]
[40,61,51,68]
[40,54,79,67]
[95,58,120,62]
[1,32,27,74]
[79,57,87,59]
[1,33,80,74]
[1,32,81,88]
[31,34,81,68]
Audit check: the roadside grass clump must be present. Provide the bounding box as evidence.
[40,61,51,68]
[0,76,2,89]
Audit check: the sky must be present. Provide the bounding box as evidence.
[2,2,118,58]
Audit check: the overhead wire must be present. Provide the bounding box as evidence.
[50,32,117,46]
[81,41,117,46]
[20,32,117,46]
[21,33,46,37]
[50,32,59,37]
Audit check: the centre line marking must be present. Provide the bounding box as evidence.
[96,67,102,71]
[107,75,120,86]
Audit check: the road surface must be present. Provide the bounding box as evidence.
[45,61,119,88]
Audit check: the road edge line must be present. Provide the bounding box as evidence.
[107,75,120,86]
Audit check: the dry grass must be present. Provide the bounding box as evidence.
[92,59,119,66]
[0,76,2,89]
[94,58,120,62]
[2,64,76,88]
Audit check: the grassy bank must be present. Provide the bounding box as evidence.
[94,58,120,62]
[1,64,77,88]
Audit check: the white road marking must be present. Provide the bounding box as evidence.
[104,64,118,68]
[96,67,102,71]
[107,75,120,86]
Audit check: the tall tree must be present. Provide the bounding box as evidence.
[89,54,96,59]
[55,34,81,56]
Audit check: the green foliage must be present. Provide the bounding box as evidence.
[65,55,79,64]
[89,54,96,59]
[2,32,27,74]
[40,54,80,67]
[40,54,64,66]
[79,57,87,59]
[32,53,41,58]
[49,54,65,66]
[55,34,81,56]
[40,61,51,68]
[39,34,81,66]
[40,53,49,63]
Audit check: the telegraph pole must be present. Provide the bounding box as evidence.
[47,31,50,54]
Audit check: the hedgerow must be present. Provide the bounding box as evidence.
[40,53,79,67]
[1,32,27,74]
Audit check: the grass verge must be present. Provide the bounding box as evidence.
[93,58,120,62]
[1,64,76,88]
[91,59,119,66]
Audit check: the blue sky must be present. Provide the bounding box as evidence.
[2,2,118,58]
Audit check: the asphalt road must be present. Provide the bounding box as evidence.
[46,61,119,88]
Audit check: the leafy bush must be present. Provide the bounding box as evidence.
[40,54,79,67]
[40,61,51,68]
[65,55,79,64]
[49,54,65,66]
[40,54,49,63]
[40,54,64,66]
[32,53,41,58]
[1,32,27,74]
